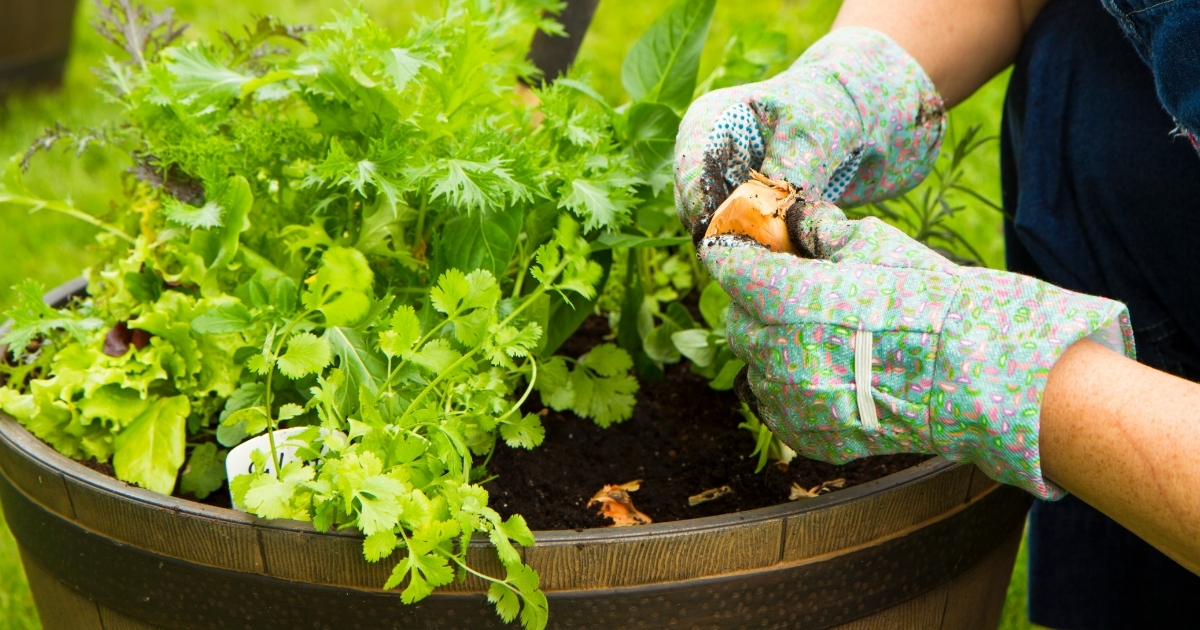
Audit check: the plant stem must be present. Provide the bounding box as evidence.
[3,195,136,244]
[262,309,316,478]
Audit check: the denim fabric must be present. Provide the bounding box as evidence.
[1102,0,1200,149]
[1002,0,1200,626]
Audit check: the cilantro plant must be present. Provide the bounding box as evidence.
[0,0,763,626]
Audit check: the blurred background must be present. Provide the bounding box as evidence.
[0,0,1025,628]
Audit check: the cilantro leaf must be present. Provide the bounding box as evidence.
[276,332,332,379]
[499,413,545,449]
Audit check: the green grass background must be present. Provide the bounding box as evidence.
[0,0,1031,627]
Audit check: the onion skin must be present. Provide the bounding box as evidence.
[703,172,799,254]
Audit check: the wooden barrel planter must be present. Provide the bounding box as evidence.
[0,0,79,92]
[1,396,1031,628]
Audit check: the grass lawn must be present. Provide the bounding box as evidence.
[0,1,1030,628]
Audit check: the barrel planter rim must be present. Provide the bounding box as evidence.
[0,278,1032,629]
[0,408,958,541]
[9,276,961,542]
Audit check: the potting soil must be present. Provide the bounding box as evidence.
[484,317,931,530]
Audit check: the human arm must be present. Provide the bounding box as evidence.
[1041,338,1200,574]
[830,0,1050,107]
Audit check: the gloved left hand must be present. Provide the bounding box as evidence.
[674,27,946,245]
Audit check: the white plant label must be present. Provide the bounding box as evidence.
[225,427,344,511]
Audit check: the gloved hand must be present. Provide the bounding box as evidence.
[701,203,1135,500]
[677,27,1136,500]
[674,27,946,245]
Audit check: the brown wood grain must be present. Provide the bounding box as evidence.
[965,465,1001,502]
[19,549,103,630]
[0,429,75,519]
[526,517,782,590]
[941,528,1024,630]
[259,525,507,592]
[99,607,168,630]
[832,583,950,629]
[783,462,974,561]
[66,480,265,575]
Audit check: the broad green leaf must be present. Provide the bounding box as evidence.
[699,281,732,330]
[325,326,387,406]
[277,332,333,379]
[620,0,716,111]
[113,396,191,495]
[671,329,715,367]
[625,102,681,173]
[589,232,690,252]
[180,442,228,499]
[436,205,522,280]
[305,246,374,327]
[709,357,745,390]
[410,339,462,374]
[191,302,253,334]
[212,176,254,268]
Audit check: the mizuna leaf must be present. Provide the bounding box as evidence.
[162,197,224,229]
[276,332,332,379]
[559,178,626,232]
[112,395,190,495]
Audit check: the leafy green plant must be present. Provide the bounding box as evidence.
[0,0,749,626]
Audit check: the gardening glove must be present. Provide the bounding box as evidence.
[700,205,1136,500]
[674,27,947,246]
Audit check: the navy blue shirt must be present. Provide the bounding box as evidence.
[1002,0,1200,626]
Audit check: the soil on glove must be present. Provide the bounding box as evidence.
[483,316,931,530]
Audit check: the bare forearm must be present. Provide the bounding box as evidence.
[1042,338,1200,574]
[831,0,1049,107]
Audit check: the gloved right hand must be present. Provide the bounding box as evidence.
[701,198,1135,500]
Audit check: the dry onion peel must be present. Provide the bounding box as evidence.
[588,480,653,526]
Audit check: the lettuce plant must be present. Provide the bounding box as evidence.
[0,0,765,626]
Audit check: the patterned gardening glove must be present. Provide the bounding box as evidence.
[700,204,1135,500]
[674,27,946,245]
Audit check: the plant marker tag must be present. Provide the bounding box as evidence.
[225,427,344,512]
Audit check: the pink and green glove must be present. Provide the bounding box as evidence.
[675,28,1136,499]
[703,208,1133,500]
[674,27,946,244]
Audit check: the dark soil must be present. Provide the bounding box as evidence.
[484,316,930,530]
